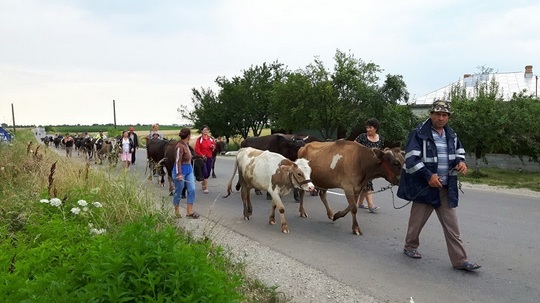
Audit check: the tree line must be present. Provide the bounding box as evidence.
[180,50,540,164]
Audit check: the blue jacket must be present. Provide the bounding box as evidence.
[397,119,466,208]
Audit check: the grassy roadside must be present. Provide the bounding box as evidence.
[460,167,540,193]
[0,130,290,303]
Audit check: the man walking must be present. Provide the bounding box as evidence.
[397,100,481,272]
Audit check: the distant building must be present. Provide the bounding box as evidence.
[410,65,539,116]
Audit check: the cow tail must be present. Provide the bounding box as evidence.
[224,158,238,198]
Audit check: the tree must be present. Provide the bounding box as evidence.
[450,78,506,174]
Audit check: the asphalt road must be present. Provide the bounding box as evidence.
[55,146,540,303]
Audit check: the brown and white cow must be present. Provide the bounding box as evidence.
[297,140,404,235]
[224,147,315,233]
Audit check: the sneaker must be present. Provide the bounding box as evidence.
[358,204,368,209]
[368,206,380,213]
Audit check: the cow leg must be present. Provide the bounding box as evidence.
[168,174,174,196]
[293,188,300,202]
[269,192,289,234]
[318,190,334,220]
[298,190,308,218]
[269,203,276,225]
[333,192,362,236]
[240,186,252,220]
[211,157,217,178]
[265,192,272,200]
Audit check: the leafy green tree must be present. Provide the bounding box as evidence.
[450,78,506,174]
[503,94,540,162]
[178,87,232,137]
[269,71,314,133]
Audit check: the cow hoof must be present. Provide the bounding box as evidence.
[244,216,250,220]
[282,229,289,234]
[269,220,276,225]
[353,230,363,236]
[300,213,308,218]
[212,175,216,178]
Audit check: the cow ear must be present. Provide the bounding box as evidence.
[279,164,292,172]
[373,148,385,163]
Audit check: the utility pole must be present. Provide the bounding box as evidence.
[11,103,16,133]
[113,99,117,129]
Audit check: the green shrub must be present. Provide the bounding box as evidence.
[0,215,244,302]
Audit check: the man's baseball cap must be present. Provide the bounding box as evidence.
[430,100,453,114]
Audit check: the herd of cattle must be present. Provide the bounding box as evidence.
[226,134,405,235]
[43,132,405,236]
[42,135,119,165]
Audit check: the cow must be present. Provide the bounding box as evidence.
[297,140,404,236]
[240,133,322,200]
[80,138,96,159]
[147,138,204,195]
[224,147,315,233]
[53,136,61,148]
[95,139,118,166]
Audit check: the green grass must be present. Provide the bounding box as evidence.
[0,130,291,303]
[461,167,540,192]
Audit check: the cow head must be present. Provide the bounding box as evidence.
[278,158,315,192]
[374,147,404,185]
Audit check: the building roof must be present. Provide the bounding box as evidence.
[412,65,539,105]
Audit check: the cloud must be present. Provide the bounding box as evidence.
[1,0,539,126]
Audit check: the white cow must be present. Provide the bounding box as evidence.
[225,147,315,233]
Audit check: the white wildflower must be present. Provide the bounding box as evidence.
[71,207,81,215]
[82,207,89,212]
[39,199,50,204]
[92,202,103,208]
[88,223,94,228]
[90,187,100,194]
[77,200,88,207]
[90,228,106,235]
[49,198,62,207]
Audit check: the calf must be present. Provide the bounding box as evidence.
[240,133,321,200]
[297,140,404,235]
[224,147,315,233]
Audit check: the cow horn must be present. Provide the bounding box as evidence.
[157,158,167,166]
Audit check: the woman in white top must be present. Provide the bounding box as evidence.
[120,130,134,170]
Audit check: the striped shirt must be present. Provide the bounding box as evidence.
[432,128,449,185]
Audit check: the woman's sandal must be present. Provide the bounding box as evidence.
[403,249,422,259]
[186,212,200,219]
[453,261,481,272]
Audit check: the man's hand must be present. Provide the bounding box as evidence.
[455,162,467,175]
[428,174,443,188]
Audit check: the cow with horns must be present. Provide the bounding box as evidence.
[297,140,404,235]
[146,138,204,195]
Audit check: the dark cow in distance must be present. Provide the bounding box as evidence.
[147,138,204,195]
[224,147,315,233]
[297,140,404,235]
[211,138,226,178]
[240,133,322,200]
[240,134,318,161]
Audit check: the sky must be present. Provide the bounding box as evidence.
[1,0,539,127]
